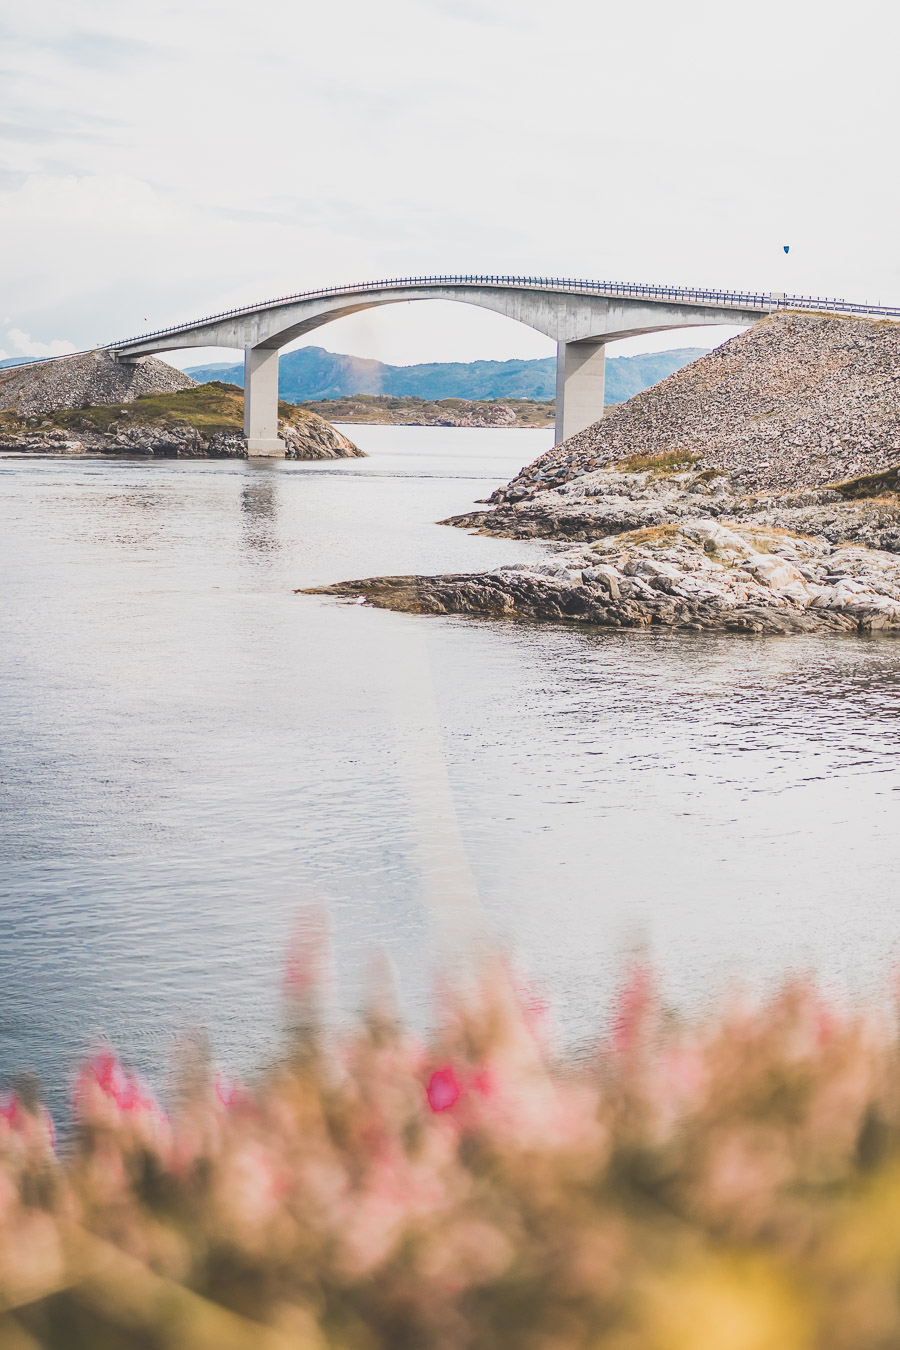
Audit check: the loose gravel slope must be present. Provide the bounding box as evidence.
[0,350,195,416]
[495,312,900,502]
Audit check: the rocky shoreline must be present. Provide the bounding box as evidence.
[444,466,900,553]
[0,416,361,460]
[305,511,900,635]
[294,394,553,428]
[307,463,900,634]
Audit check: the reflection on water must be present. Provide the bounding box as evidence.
[240,468,281,554]
[1,426,900,1120]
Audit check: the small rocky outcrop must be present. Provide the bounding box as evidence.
[305,518,900,635]
[281,411,362,459]
[0,350,195,416]
[445,465,740,540]
[417,402,517,427]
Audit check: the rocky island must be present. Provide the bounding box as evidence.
[0,351,363,460]
[291,393,554,428]
[307,312,900,634]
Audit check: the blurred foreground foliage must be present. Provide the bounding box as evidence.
[3,961,900,1349]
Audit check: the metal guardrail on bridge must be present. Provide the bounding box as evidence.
[4,276,899,376]
[106,274,900,351]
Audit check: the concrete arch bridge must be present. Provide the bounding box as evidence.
[108,276,897,454]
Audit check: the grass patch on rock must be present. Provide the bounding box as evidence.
[592,522,685,549]
[0,382,328,437]
[615,448,701,474]
[828,464,900,500]
[38,381,245,433]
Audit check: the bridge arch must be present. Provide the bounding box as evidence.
[109,276,777,453]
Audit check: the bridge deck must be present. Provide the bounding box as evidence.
[108,275,900,353]
[4,276,898,378]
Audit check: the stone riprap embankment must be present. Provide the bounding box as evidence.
[0,350,195,415]
[305,518,900,635]
[492,312,900,503]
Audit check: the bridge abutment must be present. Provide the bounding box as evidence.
[555,339,606,444]
[244,348,285,457]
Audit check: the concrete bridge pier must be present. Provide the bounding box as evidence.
[244,347,285,457]
[555,339,606,444]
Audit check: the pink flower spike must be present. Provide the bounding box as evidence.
[470,1068,495,1098]
[610,963,655,1054]
[41,1107,57,1152]
[426,1066,462,1112]
[282,911,329,1003]
[87,1050,140,1109]
[0,1092,21,1128]
[74,1050,164,1122]
[215,1072,247,1109]
[89,1050,120,1093]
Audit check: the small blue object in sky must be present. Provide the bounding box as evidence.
[783,245,790,254]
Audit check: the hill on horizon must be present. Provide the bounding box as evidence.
[185,344,711,406]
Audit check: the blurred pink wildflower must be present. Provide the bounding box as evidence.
[426,1066,462,1112]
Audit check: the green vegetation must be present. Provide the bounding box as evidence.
[616,448,702,473]
[593,522,685,547]
[0,382,323,436]
[829,464,900,499]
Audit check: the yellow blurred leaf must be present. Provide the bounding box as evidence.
[640,1252,813,1350]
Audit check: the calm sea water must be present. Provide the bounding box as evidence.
[2,426,900,1118]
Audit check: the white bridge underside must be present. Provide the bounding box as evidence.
[109,280,777,453]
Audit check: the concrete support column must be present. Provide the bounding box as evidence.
[243,347,285,457]
[555,339,606,444]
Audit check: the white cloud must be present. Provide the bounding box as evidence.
[0,173,177,227]
[0,0,899,363]
[6,329,76,357]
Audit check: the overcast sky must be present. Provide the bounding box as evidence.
[1,0,898,369]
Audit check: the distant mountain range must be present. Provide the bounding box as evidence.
[185,345,710,406]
